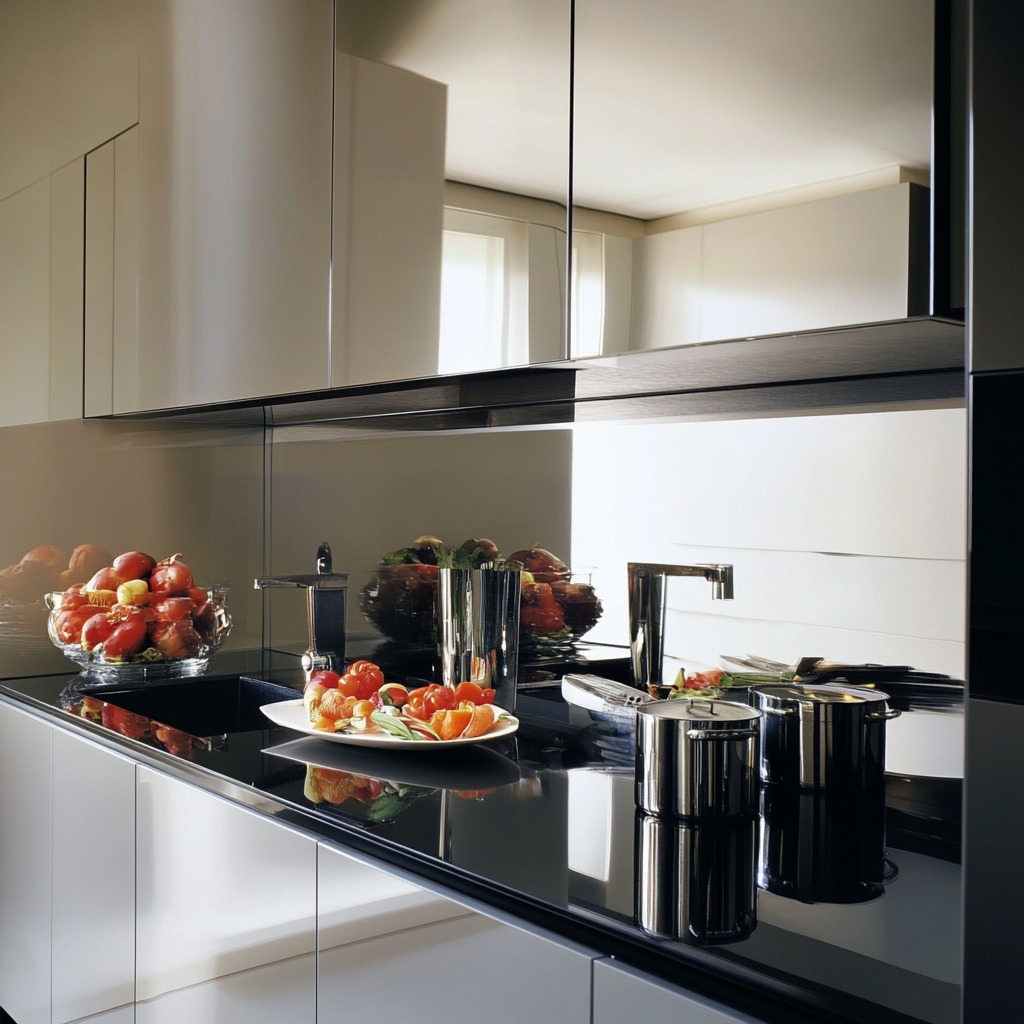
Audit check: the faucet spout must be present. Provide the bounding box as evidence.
[627,561,734,691]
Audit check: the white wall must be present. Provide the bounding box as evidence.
[571,405,967,679]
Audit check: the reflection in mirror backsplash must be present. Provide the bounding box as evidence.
[0,418,264,678]
[267,402,965,681]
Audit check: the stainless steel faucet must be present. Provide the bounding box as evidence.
[254,542,348,677]
[628,561,734,691]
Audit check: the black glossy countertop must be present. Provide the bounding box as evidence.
[0,652,964,1024]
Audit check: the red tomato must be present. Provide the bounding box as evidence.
[404,695,429,721]
[103,615,148,660]
[148,619,202,659]
[57,589,89,611]
[306,670,342,693]
[80,613,115,652]
[149,554,195,596]
[112,550,156,582]
[54,606,98,645]
[152,596,193,621]
[406,683,456,715]
[339,660,384,700]
[84,566,123,592]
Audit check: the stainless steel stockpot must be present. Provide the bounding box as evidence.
[751,683,900,790]
[635,698,761,818]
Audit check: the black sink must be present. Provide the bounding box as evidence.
[81,674,301,737]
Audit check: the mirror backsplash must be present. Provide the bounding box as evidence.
[1,404,964,683]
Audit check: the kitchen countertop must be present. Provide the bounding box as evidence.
[0,652,964,1024]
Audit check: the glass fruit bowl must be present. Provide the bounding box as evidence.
[45,588,232,682]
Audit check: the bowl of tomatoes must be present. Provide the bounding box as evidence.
[45,550,232,682]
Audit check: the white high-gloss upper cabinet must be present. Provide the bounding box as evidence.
[135,768,317,1024]
[51,729,136,1024]
[593,958,768,1024]
[119,0,334,413]
[317,843,593,1023]
[0,703,53,1024]
[0,0,138,203]
[0,160,85,426]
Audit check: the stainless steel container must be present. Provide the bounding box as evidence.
[635,812,758,945]
[635,698,761,818]
[752,683,900,790]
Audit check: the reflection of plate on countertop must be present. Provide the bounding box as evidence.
[266,736,521,792]
[259,699,519,750]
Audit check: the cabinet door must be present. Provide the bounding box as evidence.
[0,160,84,427]
[0,0,138,202]
[0,703,53,1024]
[135,768,316,1024]
[51,730,135,1024]
[317,843,592,1024]
[593,958,766,1024]
[85,128,138,418]
[124,0,333,412]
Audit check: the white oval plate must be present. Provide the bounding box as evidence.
[259,698,519,750]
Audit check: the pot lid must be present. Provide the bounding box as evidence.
[755,683,890,704]
[637,698,760,724]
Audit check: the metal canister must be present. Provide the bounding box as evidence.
[635,698,761,817]
[751,683,900,790]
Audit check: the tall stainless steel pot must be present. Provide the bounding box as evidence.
[635,698,761,818]
[751,683,900,790]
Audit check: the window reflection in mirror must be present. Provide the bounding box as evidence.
[572,0,936,357]
[337,0,571,379]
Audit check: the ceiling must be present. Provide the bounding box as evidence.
[342,0,935,223]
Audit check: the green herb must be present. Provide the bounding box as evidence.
[369,710,441,742]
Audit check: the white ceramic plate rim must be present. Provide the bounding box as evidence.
[260,698,519,749]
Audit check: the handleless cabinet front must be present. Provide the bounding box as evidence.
[119,0,333,412]
[51,729,136,1024]
[317,842,593,1023]
[135,768,317,1024]
[0,703,53,1024]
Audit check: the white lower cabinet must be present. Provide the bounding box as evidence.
[593,958,767,1024]
[0,703,53,1024]
[316,843,593,1024]
[134,768,317,1024]
[51,730,136,1024]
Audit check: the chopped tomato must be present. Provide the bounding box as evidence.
[429,707,473,740]
[339,659,385,699]
[453,681,496,705]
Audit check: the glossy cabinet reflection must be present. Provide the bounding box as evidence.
[338,0,572,376]
[135,768,317,1023]
[318,842,593,1023]
[571,0,937,358]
